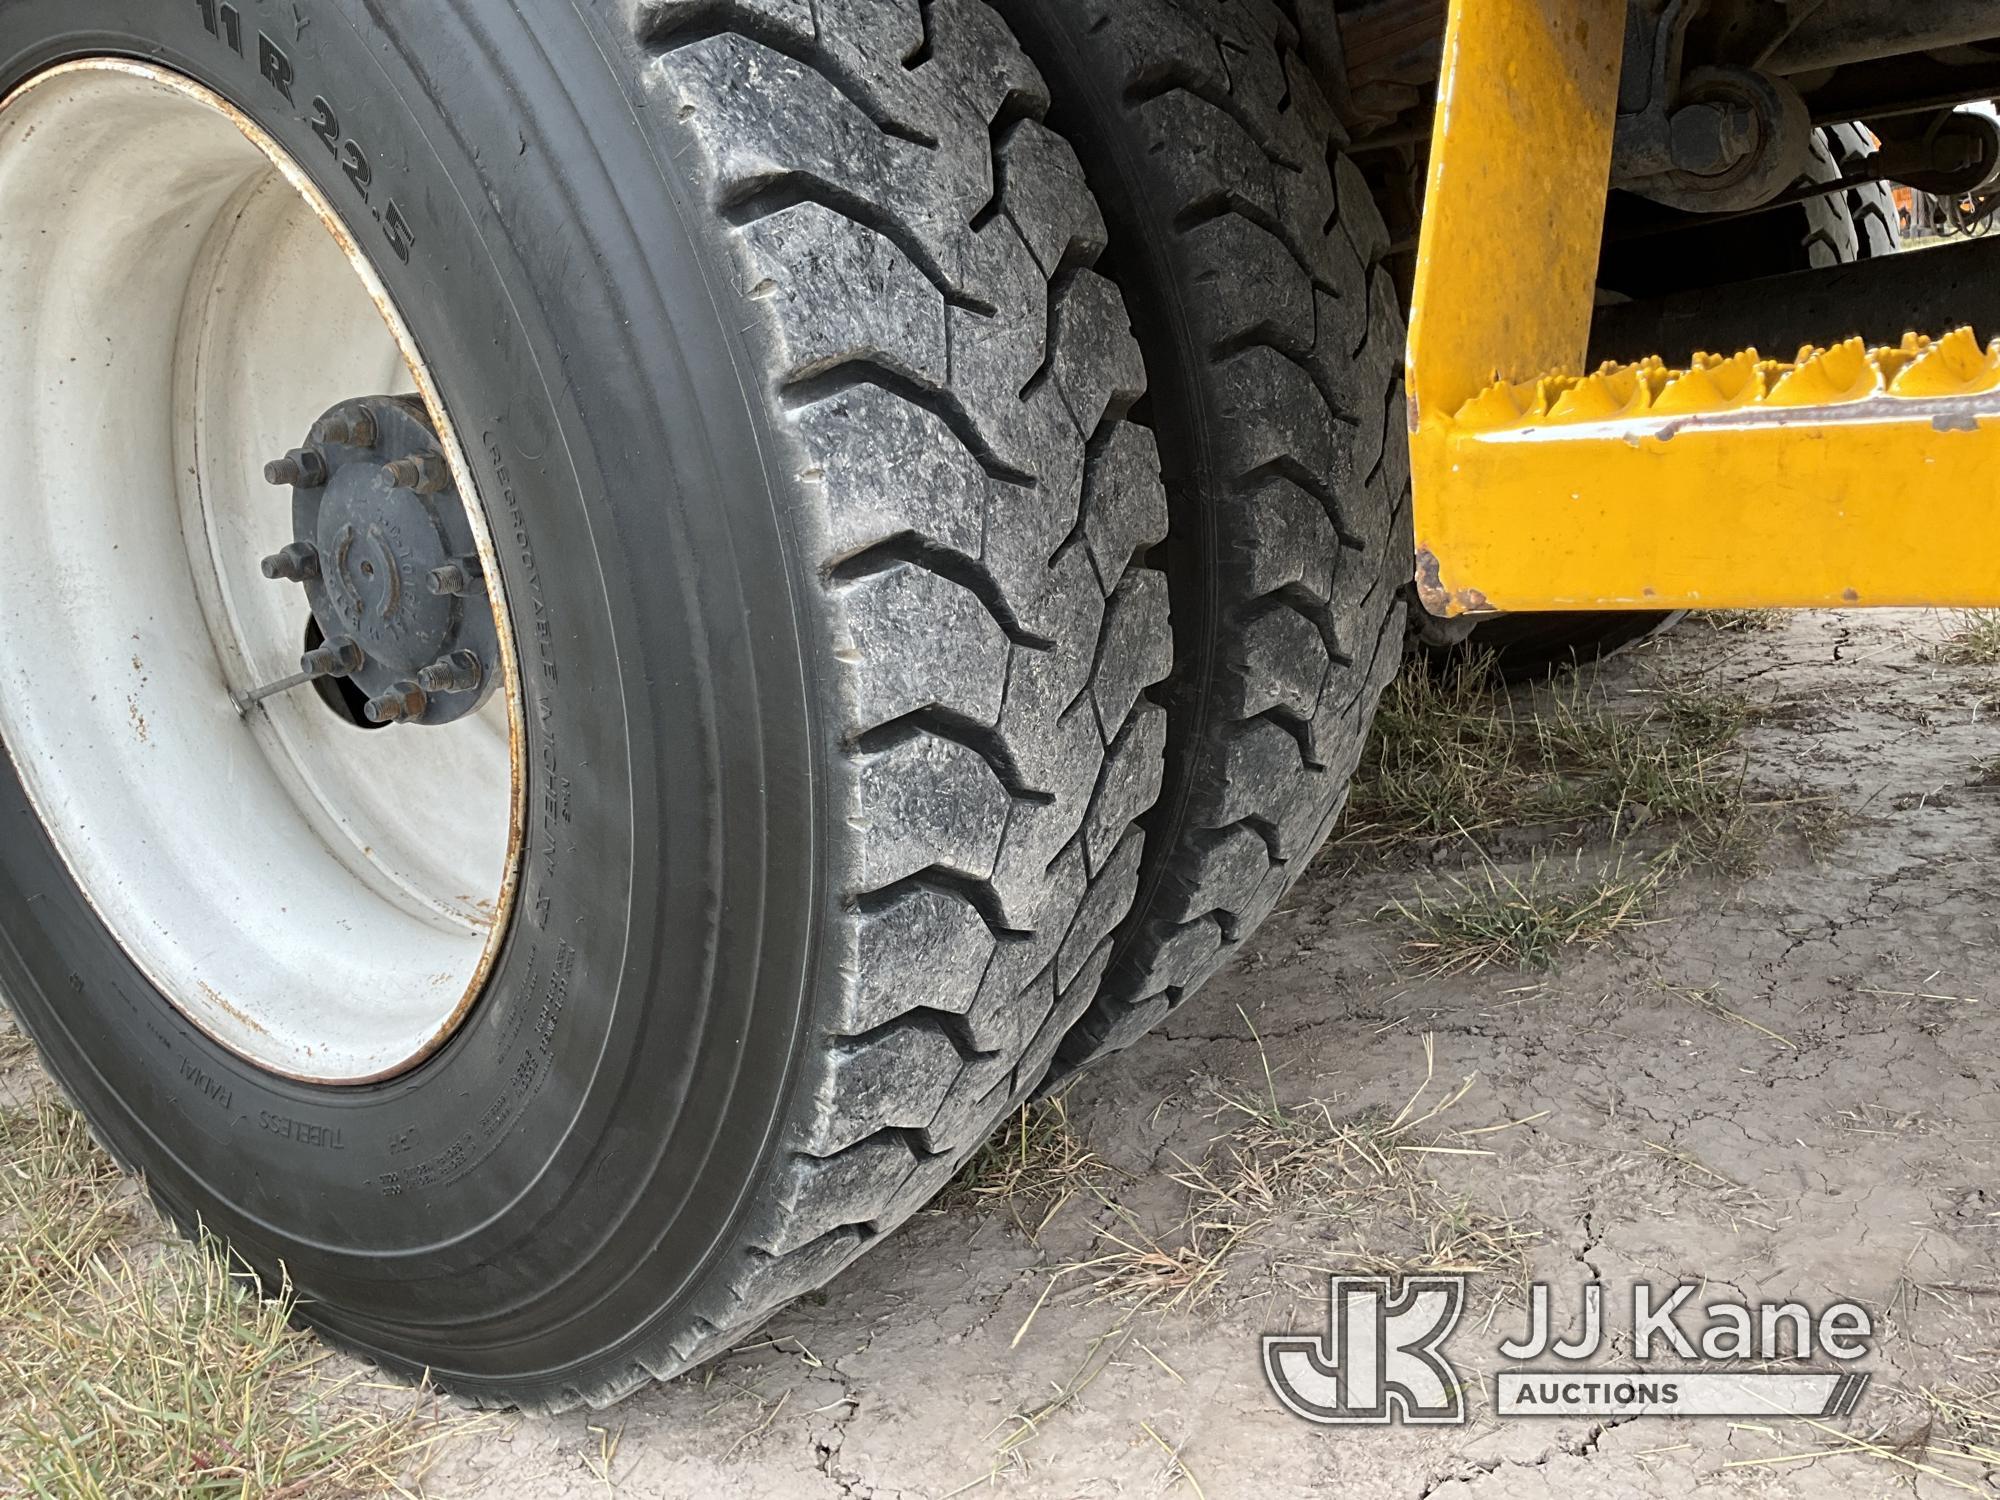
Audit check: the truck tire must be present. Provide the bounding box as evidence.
[992,0,1409,1069]
[0,0,1168,1409]
[1819,122,1900,261]
[1443,122,1899,682]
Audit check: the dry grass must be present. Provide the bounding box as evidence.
[1188,1030,1536,1280]
[1178,1034,1537,1281]
[1049,1213,1243,1315]
[1385,855,1665,976]
[1931,610,2000,666]
[1732,1380,2000,1494]
[1790,797,1855,863]
[945,1095,1111,1236]
[1022,1027,1535,1341]
[1664,982,1796,1052]
[1911,1380,2000,1483]
[1137,1420,1206,1500]
[1354,656,1784,969]
[957,1323,1132,1496]
[1347,655,1758,856]
[1696,609,1790,635]
[0,1092,473,1497]
[1632,1135,1775,1232]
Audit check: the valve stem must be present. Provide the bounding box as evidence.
[229,635,366,717]
[230,666,321,715]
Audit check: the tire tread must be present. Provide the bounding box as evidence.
[599,0,1172,1402]
[1000,0,1407,1074]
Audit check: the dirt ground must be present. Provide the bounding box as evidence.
[412,611,1999,1497]
[11,609,2000,1498]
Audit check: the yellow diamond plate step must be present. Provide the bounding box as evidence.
[1407,0,2000,617]
[1414,330,2000,615]
[1453,331,2000,433]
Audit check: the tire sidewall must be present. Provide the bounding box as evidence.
[0,0,824,1394]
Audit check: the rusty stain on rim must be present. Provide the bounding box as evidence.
[0,59,528,1086]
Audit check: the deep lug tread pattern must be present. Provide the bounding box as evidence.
[992,0,1406,1075]
[615,0,1170,1401]
[1800,127,1863,266]
[1820,122,1901,261]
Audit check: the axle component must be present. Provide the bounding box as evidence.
[261,395,499,727]
[1612,2,1810,212]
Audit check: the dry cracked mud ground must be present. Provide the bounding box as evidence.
[9,609,2000,1497]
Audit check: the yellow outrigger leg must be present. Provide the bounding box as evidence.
[1407,0,2000,615]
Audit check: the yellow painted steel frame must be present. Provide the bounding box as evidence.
[1407,0,2000,614]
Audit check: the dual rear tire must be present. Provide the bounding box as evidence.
[992,0,1409,1069]
[0,0,1400,1406]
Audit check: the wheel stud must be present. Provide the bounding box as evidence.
[382,453,450,495]
[428,557,483,597]
[300,635,365,680]
[417,649,484,696]
[363,680,429,725]
[264,448,329,489]
[315,411,378,448]
[265,404,493,730]
[260,542,320,582]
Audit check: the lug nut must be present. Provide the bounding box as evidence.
[417,649,484,696]
[264,448,329,489]
[300,636,365,679]
[428,557,483,597]
[382,453,451,495]
[363,680,429,726]
[316,411,378,448]
[260,542,321,583]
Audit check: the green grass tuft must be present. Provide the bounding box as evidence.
[1385,856,1664,976]
[1933,611,2000,666]
[1349,656,1758,855]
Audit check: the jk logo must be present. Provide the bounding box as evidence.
[1263,1275,1468,1425]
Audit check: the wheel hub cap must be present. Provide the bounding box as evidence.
[267,396,500,727]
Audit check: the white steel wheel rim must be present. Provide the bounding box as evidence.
[0,62,525,1084]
